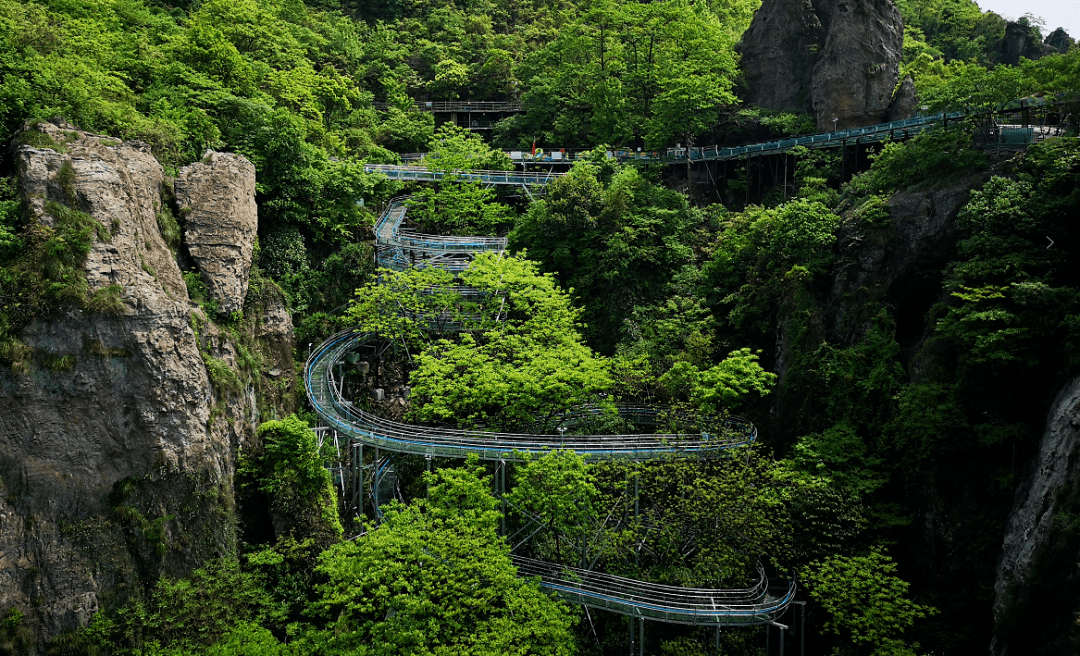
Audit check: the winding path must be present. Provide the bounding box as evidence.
[304,185,795,627]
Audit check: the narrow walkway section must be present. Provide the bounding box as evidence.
[306,328,757,462]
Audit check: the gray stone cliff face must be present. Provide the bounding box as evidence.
[0,121,282,647]
[826,174,986,343]
[738,0,904,130]
[992,375,1080,640]
[1043,27,1074,55]
[175,152,258,317]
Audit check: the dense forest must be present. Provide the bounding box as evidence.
[1,0,1079,654]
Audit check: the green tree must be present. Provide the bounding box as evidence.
[511,160,699,351]
[311,459,577,656]
[343,265,464,354]
[655,348,776,414]
[505,450,599,564]
[404,182,515,236]
[407,254,613,429]
[803,548,937,655]
[241,416,343,546]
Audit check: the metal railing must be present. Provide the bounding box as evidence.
[364,163,563,186]
[306,329,758,462]
[374,101,524,113]
[373,196,508,273]
[308,174,793,625]
[514,558,795,626]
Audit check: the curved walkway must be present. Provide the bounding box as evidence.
[304,185,793,627]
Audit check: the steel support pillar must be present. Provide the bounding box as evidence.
[639,618,644,656]
[357,443,364,520]
[499,460,506,536]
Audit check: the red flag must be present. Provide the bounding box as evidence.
[531,139,536,156]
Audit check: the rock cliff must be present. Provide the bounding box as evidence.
[738,0,905,130]
[826,174,986,344]
[175,151,258,317]
[1042,27,1074,55]
[0,120,291,648]
[991,375,1080,652]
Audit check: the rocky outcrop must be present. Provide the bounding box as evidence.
[736,0,825,119]
[992,375,1080,627]
[889,76,917,121]
[1002,21,1052,65]
[175,152,257,317]
[1043,27,1074,55]
[738,0,904,131]
[825,174,987,343]
[0,121,262,646]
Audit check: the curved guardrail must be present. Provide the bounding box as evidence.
[306,174,792,627]
[374,196,507,272]
[305,328,757,462]
[514,558,795,626]
[364,163,562,186]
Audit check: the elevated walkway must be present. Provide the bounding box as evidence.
[363,164,562,195]
[306,168,793,629]
[514,558,794,626]
[306,329,757,462]
[374,101,523,113]
[373,196,508,272]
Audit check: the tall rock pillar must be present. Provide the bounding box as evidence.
[738,0,905,130]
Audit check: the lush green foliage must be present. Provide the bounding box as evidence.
[311,459,577,656]
[404,183,515,236]
[804,548,937,655]
[511,158,700,350]
[241,416,343,545]
[497,0,753,148]
[893,0,1008,65]
[407,253,613,428]
[7,0,1080,653]
[79,559,287,655]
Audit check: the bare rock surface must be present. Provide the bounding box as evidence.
[889,75,917,121]
[0,121,255,645]
[993,375,1080,618]
[825,174,987,342]
[738,0,904,130]
[175,151,257,316]
[1043,27,1074,54]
